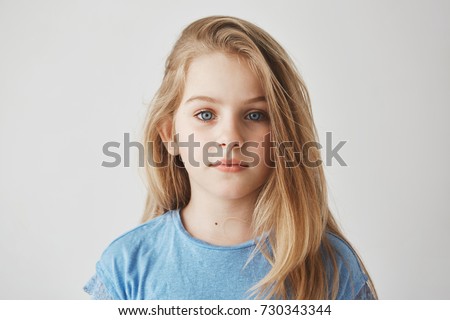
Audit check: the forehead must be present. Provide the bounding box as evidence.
[182,52,264,102]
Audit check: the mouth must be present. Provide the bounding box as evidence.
[209,159,249,167]
[209,159,249,172]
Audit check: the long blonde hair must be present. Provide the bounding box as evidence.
[141,15,377,299]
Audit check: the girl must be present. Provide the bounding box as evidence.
[84,16,377,300]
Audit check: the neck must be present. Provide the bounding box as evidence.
[180,189,258,246]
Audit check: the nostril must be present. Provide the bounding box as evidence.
[219,141,241,148]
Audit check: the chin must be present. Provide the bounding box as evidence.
[213,187,259,201]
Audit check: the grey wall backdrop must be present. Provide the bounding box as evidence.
[1,0,449,299]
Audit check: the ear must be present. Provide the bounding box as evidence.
[158,118,179,156]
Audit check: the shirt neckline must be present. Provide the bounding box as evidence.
[171,208,259,250]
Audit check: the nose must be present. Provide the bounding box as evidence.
[216,116,244,152]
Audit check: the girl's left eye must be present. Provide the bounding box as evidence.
[245,112,266,121]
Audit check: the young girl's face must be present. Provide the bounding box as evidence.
[173,52,273,202]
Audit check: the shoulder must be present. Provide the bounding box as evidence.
[325,232,361,266]
[95,210,175,299]
[102,211,172,255]
[324,232,369,299]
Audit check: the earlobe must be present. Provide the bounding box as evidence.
[158,119,179,156]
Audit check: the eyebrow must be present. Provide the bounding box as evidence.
[184,95,266,105]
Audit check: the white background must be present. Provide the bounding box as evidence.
[0,0,449,299]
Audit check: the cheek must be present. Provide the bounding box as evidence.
[239,132,271,167]
[175,132,212,168]
[260,131,274,168]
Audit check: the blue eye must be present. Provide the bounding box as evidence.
[246,112,266,121]
[195,110,214,122]
[194,110,267,122]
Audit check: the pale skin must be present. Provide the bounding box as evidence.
[160,52,273,246]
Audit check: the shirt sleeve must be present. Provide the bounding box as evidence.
[324,232,373,300]
[83,274,114,300]
[353,282,376,300]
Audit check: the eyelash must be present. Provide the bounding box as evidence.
[194,110,268,122]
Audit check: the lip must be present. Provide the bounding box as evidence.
[210,159,249,173]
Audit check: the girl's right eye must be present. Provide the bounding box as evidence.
[194,110,215,122]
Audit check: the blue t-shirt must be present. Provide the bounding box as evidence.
[84,209,373,299]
